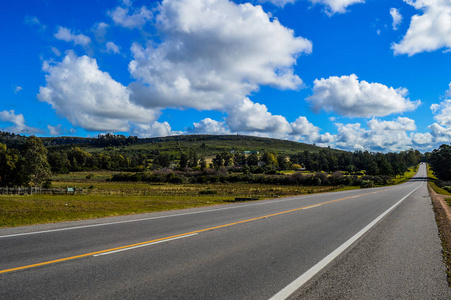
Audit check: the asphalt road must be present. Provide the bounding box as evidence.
[1,163,449,299]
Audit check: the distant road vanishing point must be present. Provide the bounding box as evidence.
[1,163,450,299]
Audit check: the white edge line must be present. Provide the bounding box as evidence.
[93,233,198,257]
[269,182,423,300]
[0,187,388,239]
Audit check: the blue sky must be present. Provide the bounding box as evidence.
[2,0,451,152]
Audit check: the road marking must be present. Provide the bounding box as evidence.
[0,185,411,275]
[93,233,198,257]
[269,182,423,300]
[0,187,399,239]
[302,204,322,210]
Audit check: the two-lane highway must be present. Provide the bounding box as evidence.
[1,163,449,299]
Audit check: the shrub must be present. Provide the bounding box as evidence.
[360,180,375,188]
[199,189,218,195]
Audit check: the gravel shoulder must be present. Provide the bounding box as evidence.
[294,182,451,299]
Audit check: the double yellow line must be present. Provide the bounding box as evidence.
[0,188,389,274]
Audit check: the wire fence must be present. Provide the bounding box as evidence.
[0,187,86,195]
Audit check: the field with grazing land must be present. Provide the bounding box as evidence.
[0,166,420,228]
[0,184,338,228]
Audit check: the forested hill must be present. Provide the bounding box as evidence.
[0,131,328,155]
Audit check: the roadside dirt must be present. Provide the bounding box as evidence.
[428,184,451,286]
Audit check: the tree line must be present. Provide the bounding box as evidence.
[0,134,429,188]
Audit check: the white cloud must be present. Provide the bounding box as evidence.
[367,117,416,131]
[51,47,61,56]
[226,98,292,134]
[0,110,39,134]
[47,124,63,136]
[431,99,451,127]
[131,121,179,138]
[309,0,364,15]
[128,0,312,111]
[109,6,152,29]
[308,74,420,117]
[390,8,403,30]
[14,86,23,94]
[92,22,109,42]
[187,118,231,135]
[38,52,159,132]
[25,16,46,30]
[106,41,120,54]
[411,132,433,145]
[260,0,363,14]
[258,0,296,8]
[334,118,417,152]
[290,116,320,136]
[393,0,451,55]
[429,123,451,143]
[54,26,91,46]
[446,82,451,97]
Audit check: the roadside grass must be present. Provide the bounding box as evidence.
[427,166,451,197]
[0,166,420,228]
[0,183,338,228]
[427,164,451,286]
[392,165,419,185]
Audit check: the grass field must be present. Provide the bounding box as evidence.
[0,166,420,228]
[0,177,339,228]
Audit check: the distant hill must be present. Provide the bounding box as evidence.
[0,132,334,155]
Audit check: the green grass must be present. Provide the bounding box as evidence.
[0,182,339,228]
[428,166,451,197]
[392,165,419,185]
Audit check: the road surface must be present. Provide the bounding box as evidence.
[1,163,449,299]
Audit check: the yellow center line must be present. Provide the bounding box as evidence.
[0,188,394,274]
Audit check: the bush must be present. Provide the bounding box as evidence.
[444,186,451,193]
[360,180,375,188]
[42,180,52,189]
[199,189,218,195]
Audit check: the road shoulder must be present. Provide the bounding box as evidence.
[294,183,451,299]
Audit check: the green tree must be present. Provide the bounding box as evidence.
[179,153,188,169]
[0,143,20,186]
[212,154,223,169]
[200,156,207,170]
[429,144,451,181]
[23,136,51,186]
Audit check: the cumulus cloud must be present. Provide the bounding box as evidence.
[106,41,120,54]
[431,99,451,127]
[309,0,364,15]
[390,8,403,30]
[0,110,39,134]
[109,6,152,29]
[47,124,63,136]
[308,74,420,117]
[187,118,231,135]
[54,26,91,46]
[393,0,451,55]
[226,98,292,134]
[334,117,417,152]
[411,132,433,145]
[38,52,159,132]
[131,121,179,138]
[128,0,312,111]
[428,123,451,143]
